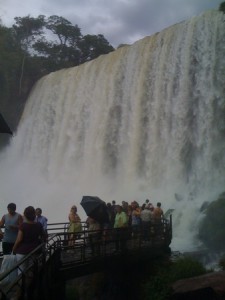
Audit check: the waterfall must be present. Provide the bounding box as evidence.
[0,10,225,251]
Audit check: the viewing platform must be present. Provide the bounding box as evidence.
[0,216,172,300]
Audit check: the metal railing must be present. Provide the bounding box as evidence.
[0,216,172,299]
[0,233,62,300]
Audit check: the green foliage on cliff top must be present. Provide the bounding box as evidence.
[0,15,114,130]
[219,1,225,13]
[142,257,207,300]
[198,192,225,251]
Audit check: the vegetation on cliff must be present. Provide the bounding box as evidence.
[141,257,207,300]
[198,192,225,251]
[0,15,114,130]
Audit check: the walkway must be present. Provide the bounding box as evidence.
[0,217,172,299]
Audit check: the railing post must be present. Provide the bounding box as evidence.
[49,247,66,300]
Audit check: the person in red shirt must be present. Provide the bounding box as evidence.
[12,206,45,272]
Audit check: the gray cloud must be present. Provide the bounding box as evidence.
[0,0,222,47]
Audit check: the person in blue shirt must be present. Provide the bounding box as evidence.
[35,208,48,234]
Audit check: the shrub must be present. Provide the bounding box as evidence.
[219,255,225,270]
[198,192,225,251]
[142,257,207,300]
[219,1,225,13]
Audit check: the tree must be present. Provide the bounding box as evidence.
[33,15,83,69]
[219,1,225,13]
[13,15,45,52]
[0,24,29,127]
[0,14,115,129]
[12,15,45,94]
[46,15,81,46]
[33,16,114,69]
[79,34,114,63]
[0,25,22,98]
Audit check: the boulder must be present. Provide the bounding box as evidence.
[171,271,225,300]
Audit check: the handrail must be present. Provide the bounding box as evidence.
[0,243,44,280]
[0,233,61,280]
[0,218,172,257]
[0,233,64,299]
[0,216,172,299]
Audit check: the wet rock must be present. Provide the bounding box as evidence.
[171,271,225,299]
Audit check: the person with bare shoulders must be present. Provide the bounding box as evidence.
[0,203,23,255]
[153,202,164,236]
[153,202,164,220]
[68,205,82,248]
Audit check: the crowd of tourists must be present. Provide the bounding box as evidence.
[0,199,168,299]
[0,199,165,265]
[67,199,165,254]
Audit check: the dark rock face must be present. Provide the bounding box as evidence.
[171,271,225,300]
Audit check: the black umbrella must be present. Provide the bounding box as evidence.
[0,113,13,135]
[80,196,109,224]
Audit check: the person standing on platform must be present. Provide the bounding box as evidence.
[86,217,101,256]
[114,205,128,252]
[0,203,23,255]
[35,208,48,236]
[153,202,164,236]
[68,205,82,248]
[131,201,141,238]
[12,206,45,272]
[153,202,164,220]
[140,204,152,241]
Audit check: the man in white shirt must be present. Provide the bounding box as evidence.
[140,205,152,241]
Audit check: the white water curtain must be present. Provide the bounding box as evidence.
[0,10,225,251]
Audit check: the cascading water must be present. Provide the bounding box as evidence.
[0,10,225,251]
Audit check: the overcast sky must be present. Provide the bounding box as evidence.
[0,0,222,48]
